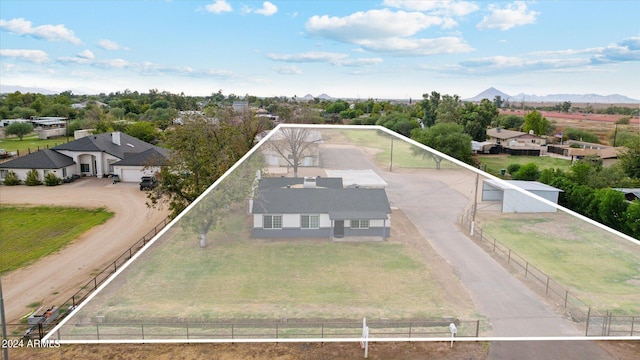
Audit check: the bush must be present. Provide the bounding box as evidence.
[513,163,541,181]
[506,163,521,175]
[25,169,42,186]
[3,171,21,185]
[44,173,61,186]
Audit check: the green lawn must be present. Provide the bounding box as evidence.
[480,213,640,314]
[0,206,114,273]
[341,129,457,169]
[0,134,70,155]
[477,155,572,176]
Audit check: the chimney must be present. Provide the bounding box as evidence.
[303,177,316,188]
[112,131,121,146]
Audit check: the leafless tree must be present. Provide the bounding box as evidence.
[267,127,321,177]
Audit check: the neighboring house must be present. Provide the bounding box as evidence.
[613,188,640,202]
[548,141,623,166]
[71,101,108,109]
[262,129,322,168]
[0,149,75,182]
[482,179,562,213]
[0,131,170,183]
[486,128,546,156]
[232,101,249,113]
[250,176,391,240]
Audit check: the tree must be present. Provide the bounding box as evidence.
[5,122,34,140]
[522,110,551,135]
[125,121,158,143]
[513,163,540,180]
[493,96,504,109]
[147,115,262,219]
[266,127,321,177]
[420,91,440,128]
[181,153,263,247]
[410,122,473,167]
[435,94,461,124]
[618,135,640,178]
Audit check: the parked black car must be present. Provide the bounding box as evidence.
[139,176,157,190]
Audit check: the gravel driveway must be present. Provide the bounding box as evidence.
[1,177,170,323]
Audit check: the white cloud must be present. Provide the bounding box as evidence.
[267,51,383,67]
[0,18,81,44]
[254,1,278,16]
[77,49,95,59]
[477,1,539,30]
[359,36,473,55]
[307,9,443,42]
[305,9,472,56]
[273,65,302,75]
[98,39,127,50]
[383,0,480,16]
[267,51,348,63]
[0,49,50,63]
[205,0,232,14]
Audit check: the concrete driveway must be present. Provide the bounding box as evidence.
[0,177,170,323]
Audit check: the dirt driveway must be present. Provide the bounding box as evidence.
[0,177,170,323]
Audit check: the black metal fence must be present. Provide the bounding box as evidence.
[48,319,480,341]
[6,216,172,339]
[461,214,638,337]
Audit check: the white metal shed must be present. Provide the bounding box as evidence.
[482,179,562,213]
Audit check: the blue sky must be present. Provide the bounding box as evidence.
[1,0,639,99]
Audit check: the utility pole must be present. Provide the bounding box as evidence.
[1,275,9,360]
[389,137,394,172]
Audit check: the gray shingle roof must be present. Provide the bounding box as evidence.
[112,147,170,166]
[252,186,391,220]
[0,149,74,169]
[52,132,156,159]
[258,177,343,189]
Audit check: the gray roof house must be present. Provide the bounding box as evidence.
[0,131,169,183]
[250,177,391,239]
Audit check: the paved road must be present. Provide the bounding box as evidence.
[320,144,613,358]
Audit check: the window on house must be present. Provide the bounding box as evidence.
[0,169,7,179]
[62,168,67,177]
[301,215,319,229]
[351,219,370,229]
[81,164,90,173]
[263,215,282,229]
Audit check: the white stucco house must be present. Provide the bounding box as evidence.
[0,131,169,183]
[250,176,391,240]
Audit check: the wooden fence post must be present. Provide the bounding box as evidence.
[585,308,591,336]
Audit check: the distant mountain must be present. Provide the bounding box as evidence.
[0,84,101,95]
[0,85,59,95]
[298,93,333,101]
[466,87,639,104]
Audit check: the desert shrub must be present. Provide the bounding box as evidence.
[506,163,521,175]
[25,169,42,186]
[3,171,21,185]
[44,173,61,186]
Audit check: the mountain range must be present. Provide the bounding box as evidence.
[464,87,639,104]
[1,85,638,104]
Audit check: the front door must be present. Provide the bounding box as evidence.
[334,220,344,238]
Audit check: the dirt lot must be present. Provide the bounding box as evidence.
[0,178,171,323]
